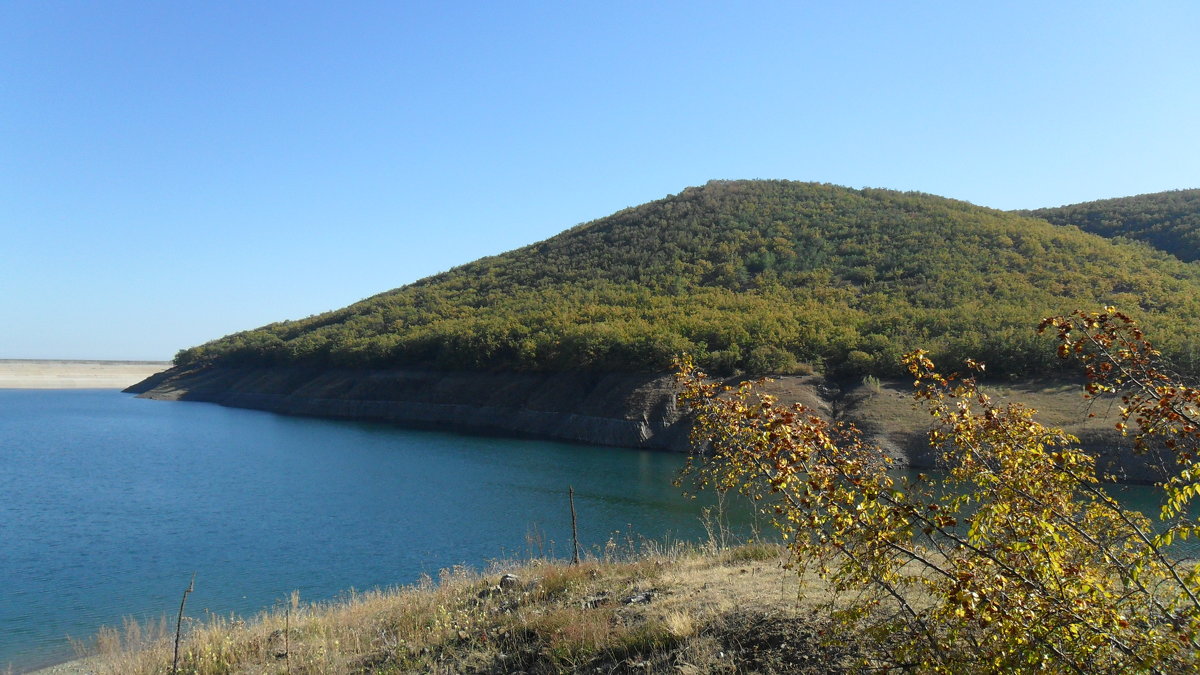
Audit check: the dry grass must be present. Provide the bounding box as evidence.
[53,542,880,674]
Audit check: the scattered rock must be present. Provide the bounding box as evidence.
[817,383,842,399]
[624,591,654,605]
[715,609,864,673]
[266,629,289,659]
[581,591,610,609]
[499,573,521,591]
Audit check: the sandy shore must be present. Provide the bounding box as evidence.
[0,359,170,390]
[27,657,99,674]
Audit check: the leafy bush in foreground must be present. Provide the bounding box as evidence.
[677,309,1200,672]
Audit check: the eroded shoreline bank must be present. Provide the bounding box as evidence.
[128,364,1158,481]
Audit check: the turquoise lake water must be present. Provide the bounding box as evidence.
[0,389,1182,673]
[0,390,757,673]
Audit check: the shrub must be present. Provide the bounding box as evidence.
[675,308,1200,673]
[745,345,799,375]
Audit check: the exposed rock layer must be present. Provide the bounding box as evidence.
[127,365,693,451]
[129,367,1158,482]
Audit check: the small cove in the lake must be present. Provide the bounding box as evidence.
[0,389,1185,673]
[0,390,762,673]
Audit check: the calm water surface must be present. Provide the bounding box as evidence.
[1,390,1181,673]
[0,390,752,672]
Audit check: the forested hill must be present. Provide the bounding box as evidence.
[1020,189,1200,262]
[175,180,1200,378]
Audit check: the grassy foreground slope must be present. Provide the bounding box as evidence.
[1021,189,1200,262]
[176,180,1200,378]
[62,544,886,675]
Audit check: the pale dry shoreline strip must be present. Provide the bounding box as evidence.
[27,657,99,674]
[0,360,169,390]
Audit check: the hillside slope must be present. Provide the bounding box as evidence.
[1021,189,1200,262]
[172,180,1200,379]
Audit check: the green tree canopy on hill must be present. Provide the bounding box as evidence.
[1020,189,1200,262]
[175,180,1200,378]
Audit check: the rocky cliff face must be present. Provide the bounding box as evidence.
[127,365,694,451]
[128,366,1159,482]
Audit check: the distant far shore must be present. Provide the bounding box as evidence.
[0,359,170,390]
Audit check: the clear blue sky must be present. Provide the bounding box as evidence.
[3,2,1198,360]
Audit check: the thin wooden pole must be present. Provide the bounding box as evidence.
[570,486,580,565]
[285,603,291,674]
[173,573,195,675]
